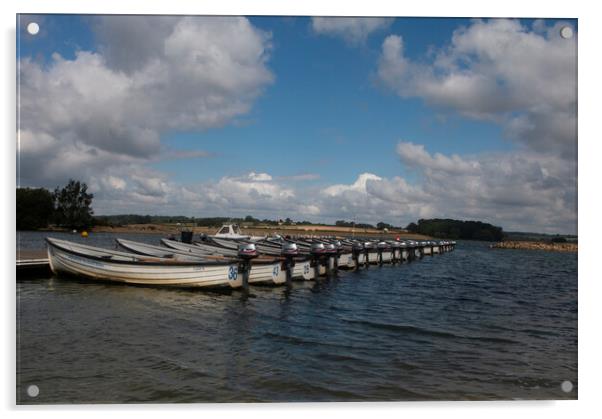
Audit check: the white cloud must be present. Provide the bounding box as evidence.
[323,173,382,196]
[18,16,273,189]
[313,143,576,234]
[84,156,575,234]
[17,17,577,234]
[369,19,577,233]
[377,19,577,158]
[391,142,576,233]
[311,17,394,45]
[396,142,480,174]
[248,172,273,182]
[104,176,127,191]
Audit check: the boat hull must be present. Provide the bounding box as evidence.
[47,241,242,289]
[121,238,287,286]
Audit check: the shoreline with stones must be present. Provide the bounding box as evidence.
[491,241,577,252]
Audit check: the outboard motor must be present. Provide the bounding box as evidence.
[351,241,363,270]
[310,242,326,255]
[363,241,374,266]
[238,243,258,291]
[281,242,299,256]
[377,241,388,265]
[406,241,416,262]
[332,240,343,272]
[281,242,299,286]
[180,230,193,244]
[389,241,401,263]
[324,243,338,275]
[399,241,408,263]
[416,241,424,259]
[310,243,326,278]
[409,240,420,259]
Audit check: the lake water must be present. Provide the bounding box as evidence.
[16,231,577,403]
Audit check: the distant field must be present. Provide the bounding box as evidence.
[91,223,432,240]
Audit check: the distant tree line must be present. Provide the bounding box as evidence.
[17,179,94,230]
[93,214,402,230]
[504,231,577,243]
[406,218,504,241]
[93,215,402,230]
[95,215,331,228]
[334,220,400,230]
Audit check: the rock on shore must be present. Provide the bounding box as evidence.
[491,241,577,252]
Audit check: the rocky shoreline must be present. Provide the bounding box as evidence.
[491,241,577,252]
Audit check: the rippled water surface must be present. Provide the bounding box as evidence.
[17,232,577,403]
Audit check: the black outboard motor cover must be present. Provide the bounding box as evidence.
[310,243,326,256]
[238,243,258,259]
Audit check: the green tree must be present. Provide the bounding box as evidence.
[406,222,418,233]
[16,187,54,230]
[53,179,94,229]
[408,218,503,241]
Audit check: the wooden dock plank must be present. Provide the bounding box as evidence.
[17,248,50,275]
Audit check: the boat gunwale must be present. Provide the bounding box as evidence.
[46,238,235,267]
[115,238,233,263]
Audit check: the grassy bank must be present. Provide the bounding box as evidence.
[89,223,432,240]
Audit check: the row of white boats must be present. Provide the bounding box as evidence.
[46,227,456,290]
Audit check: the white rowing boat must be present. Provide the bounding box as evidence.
[116,238,220,262]
[46,237,242,289]
[118,238,289,285]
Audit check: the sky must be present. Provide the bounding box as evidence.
[16,15,577,234]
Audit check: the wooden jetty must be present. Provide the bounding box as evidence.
[16,249,51,275]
